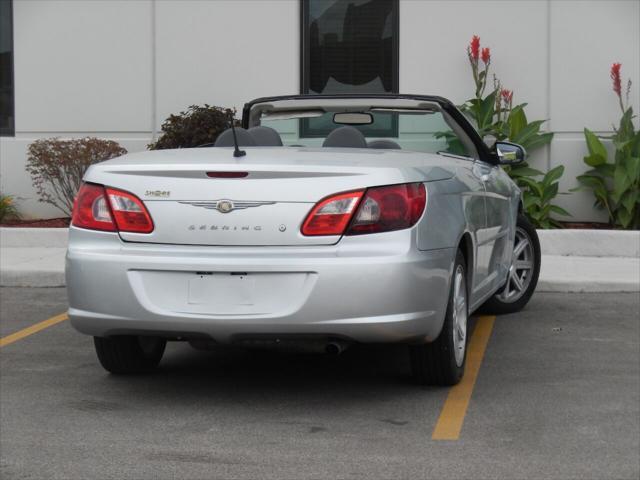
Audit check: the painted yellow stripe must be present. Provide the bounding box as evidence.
[432,314,496,440]
[0,313,68,348]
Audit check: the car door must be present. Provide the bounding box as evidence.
[476,161,514,293]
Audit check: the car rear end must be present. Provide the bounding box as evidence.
[66,147,454,346]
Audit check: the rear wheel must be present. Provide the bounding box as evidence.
[410,249,468,386]
[93,335,166,374]
[481,214,541,314]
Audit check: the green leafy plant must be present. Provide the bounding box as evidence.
[574,63,639,229]
[0,193,20,223]
[148,105,236,150]
[508,165,570,228]
[26,137,127,216]
[454,35,565,228]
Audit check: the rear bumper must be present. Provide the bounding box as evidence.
[66,227,454,344]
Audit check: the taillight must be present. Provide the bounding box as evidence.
[105,187,154,233]
[71,183,116,232]
[347,183,426,235]
[301,190,364,236]
[300,183,426,237]
[72,183,154,234]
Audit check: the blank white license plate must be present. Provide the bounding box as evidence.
[187,274,255,306]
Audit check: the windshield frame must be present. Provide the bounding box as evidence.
[242,94,496,164]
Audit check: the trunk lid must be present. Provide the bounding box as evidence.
[84,147,455,246]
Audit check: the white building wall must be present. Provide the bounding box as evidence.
[1,0,638,221]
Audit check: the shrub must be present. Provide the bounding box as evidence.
[148,105,236,150]
[0,193,20,223]
[574,63,639,229]
[26,137,127,216]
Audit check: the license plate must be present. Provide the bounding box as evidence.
[187,274,255,306]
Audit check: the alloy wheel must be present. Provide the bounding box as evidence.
[452,265,468,367]
[497,226,535,304]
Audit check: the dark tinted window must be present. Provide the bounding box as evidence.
[0,0,14,136]
[302,0,398,94]
[301,0,399,136]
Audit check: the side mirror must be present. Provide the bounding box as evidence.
[493,141,527,165]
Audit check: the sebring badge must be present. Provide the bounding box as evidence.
[179,199,275,213]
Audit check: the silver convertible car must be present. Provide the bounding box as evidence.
[66,94,540,385]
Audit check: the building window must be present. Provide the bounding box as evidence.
[301,0,398,95]
[0,0,14,136]
[300,0,399,136]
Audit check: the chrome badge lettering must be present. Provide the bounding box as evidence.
[188,225,263,231]
[145,190,171,198]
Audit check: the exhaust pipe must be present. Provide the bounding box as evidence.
[325,340,349,355]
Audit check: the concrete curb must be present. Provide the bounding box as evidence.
[1,228,639,291]
[0,227,69,248]
[537,255,639,293]
[537,229,640,257]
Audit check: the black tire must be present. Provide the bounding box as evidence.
[93,335,166,374]
[410,249,468,386]
[480,214,541,315]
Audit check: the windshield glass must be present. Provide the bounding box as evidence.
[258,109,476,158]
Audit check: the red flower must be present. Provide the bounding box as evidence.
[469,35,480,61]
[500,89,513,103]
[481,47,491,64]
[611,62,622,97]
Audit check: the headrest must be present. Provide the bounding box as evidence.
[248,126,283,146]
[322,126,367,148]
[214,127,257,147]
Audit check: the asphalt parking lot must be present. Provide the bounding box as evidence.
[0,288,638,480]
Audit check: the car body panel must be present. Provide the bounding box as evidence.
[66,227,453,343]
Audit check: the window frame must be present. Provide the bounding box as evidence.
[0,0,14,137]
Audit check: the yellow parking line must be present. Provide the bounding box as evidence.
[0,313,68,348]
[432,314,496,440]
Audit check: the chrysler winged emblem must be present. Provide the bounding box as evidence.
[179,199,275,213]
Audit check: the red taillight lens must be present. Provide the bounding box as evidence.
[347,183,426,235]
[105,187,154,233]
[301,183,426,237]
[71,183,116,232]
[301,190,364,236]
[206,171,249,178]
[71,183,154,234]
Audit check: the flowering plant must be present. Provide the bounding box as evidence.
[449,35,566,228]
[0,193,20,223]
[575,63,639,229]
[460,35,553,152]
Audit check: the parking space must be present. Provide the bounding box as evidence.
[1,288,638,479]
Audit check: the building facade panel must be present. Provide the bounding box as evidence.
[13,0,153,133]
[1,0,639,221]
[155,0,299,130]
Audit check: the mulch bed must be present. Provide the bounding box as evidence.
[0,218,71,228]
[558,222,615,230]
